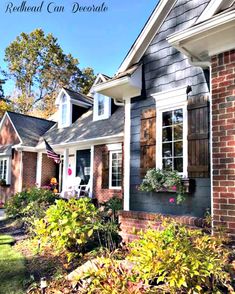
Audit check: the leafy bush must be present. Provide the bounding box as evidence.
[5,187,57,228]
[100,196,123,222]
[34,198,98,257]
[140,168,186,204]
[128,221,231,293]
[34,197,121,260]
[75,257,150,294]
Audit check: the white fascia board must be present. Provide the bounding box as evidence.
[94,77,129,93]
[167,10,235,49]
[13,145,37,152]
[36,134,124,151]
[118,0,177,74]
[196,0,226,24]
[94,68,142,100]
[70,99,91,108]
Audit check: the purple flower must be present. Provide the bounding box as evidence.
[169,198,175,204]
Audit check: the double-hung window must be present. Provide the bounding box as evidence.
[156,104,187,177]
[0,157,9,184]
[109,151,122,189]
[162,109,183,172]
[61,94,67,127]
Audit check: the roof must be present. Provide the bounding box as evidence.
[63,88,93,105]
[7,111,56,147]
[42,107,124,146]
[0,144,12,155]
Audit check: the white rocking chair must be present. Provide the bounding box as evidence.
[60,176,82,199]
[77,178,91,198]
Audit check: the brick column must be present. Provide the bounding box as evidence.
[211,50,235,239]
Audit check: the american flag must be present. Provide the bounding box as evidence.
[44,139,61,164]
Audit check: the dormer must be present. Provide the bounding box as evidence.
[55,88,92,128]
[88,74,112,121]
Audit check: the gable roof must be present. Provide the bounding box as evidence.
[42,106,124,147]
[117,0,177,74]
[62,88,93,105]
[7,111,56,147]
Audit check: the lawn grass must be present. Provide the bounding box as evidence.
[0,234,26,294]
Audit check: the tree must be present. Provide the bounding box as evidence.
[3,29,96,116]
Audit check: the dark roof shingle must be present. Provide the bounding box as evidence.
[7,111,56,147]
[42,107,124,146]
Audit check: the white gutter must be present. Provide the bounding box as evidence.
[94,76,129,93]
[167,9,235,46]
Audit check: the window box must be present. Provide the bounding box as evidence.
[140,169,193,204]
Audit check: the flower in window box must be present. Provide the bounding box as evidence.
[139,168,187,204]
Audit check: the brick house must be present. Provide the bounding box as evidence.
[94,0,235,240]
[0,76,124,203]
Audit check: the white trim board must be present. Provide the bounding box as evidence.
[118,0,177,74]
[153,87,188,178]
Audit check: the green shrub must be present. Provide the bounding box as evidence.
[34,197,122,260]
[128,221,231,293]
[75,257,150,294]
[5,187,57,229]
[34,198,99,258]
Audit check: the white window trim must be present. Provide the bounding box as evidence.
[109,150,122,190]
[0,156,11,185]
[93,93,111,121]
[154,87,188,178]
[58,93,72,129]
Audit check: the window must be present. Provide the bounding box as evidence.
[61,94,67,127]
[157,105,187,176]
[162,109,183,172]
[154,86,188,177]
[93,92,111,121]
[0,157,9,183]
[109,151,122,189]
[98,95,104,116]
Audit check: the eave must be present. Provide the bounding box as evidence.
[167,9,235,61]
[94,65,142,100]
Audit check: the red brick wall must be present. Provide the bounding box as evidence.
[0,116,21,202]
[22,152,37,189]
[0,116,20,145]
[119,211,206,243]
[211,50,235,239]
[93,144,123,203]
[41,154,57,186]
[0,150,21,203]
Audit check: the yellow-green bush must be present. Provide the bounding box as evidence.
[128,222,231,293]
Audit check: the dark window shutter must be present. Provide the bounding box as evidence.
[140,108,156,178]
[188,96,210,178]
[102,150,109,189]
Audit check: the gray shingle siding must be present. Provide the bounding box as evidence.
[129,0,211,217]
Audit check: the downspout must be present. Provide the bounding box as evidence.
[189,58,213,231]
[114,98,124,106]
[209,65,213,234]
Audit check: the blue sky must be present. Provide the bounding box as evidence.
[0,0,158,95]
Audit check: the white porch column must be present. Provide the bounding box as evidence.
[90,145,94,197]
[124,97,131,211]
[63,148,69,189]
[18,149,23,192]
[36,152,42,187]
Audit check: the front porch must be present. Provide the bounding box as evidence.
[36,141,123,203]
